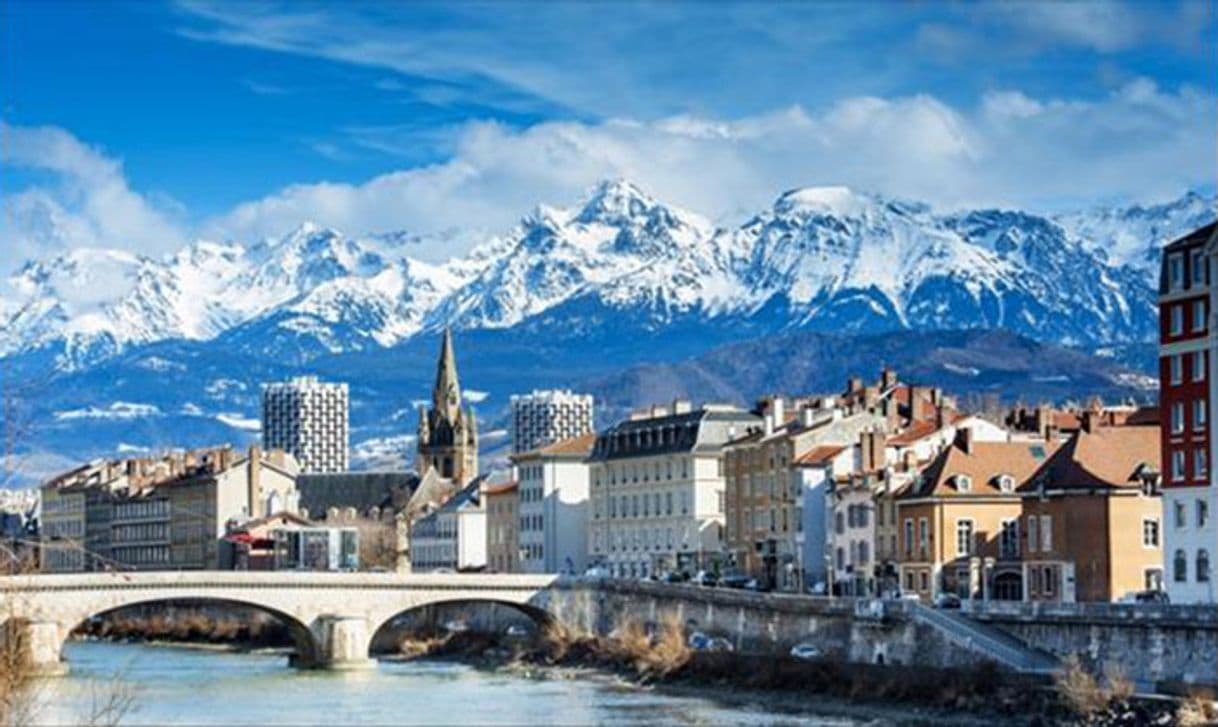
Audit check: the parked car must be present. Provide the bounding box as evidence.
[583,566,610,578]
[687,631,712,650]
[505,624,531,638]
[443,619,469,633]
[707,637,734,652]
[742,578,769,592]
[660,571,686,584]
[691,570,719,587]
[719,575,750,589]
[789,643,823,661]
[933,593,962,609]
[1131,589,1170,604]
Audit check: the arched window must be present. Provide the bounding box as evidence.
[1198,549,1212,583]
[955,475,972,492]
[996,475,1015,493]
[1174,549,1188,582]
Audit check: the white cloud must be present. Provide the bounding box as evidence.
[1,123,186,266]
[201,81,1214,258]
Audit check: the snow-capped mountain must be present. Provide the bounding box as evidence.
[1055,190,1216,275]
[0,179,1211,371]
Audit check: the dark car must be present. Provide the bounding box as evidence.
[1133,589,1170,604]
[720,575,751,589]
[933,593,962,609]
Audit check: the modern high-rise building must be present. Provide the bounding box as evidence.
[510,389,594,454]
[262,376,350,474]
[1159,222,1217,604]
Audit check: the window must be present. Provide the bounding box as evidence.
[1174,549,1188,582]
[1171,355,1183,384]
[903,519,914,557]
[904,571,914,591]
[1199,499,1210,528]
[918,518,929,556]
[997,474,1015,493]
[1194,299,1207,332]
[1027,515,1039,553]
[1195,400,1208,431]
[1040,515,1053,552]
[1172,450,1186,482]
[1169,253,1184,290]
[1192,249,1206,285]
[1171,305,1184,336]
[955,475,972,492]
[836,511,845,534]
[858,540,869,565]
[858,505,869,527]
[919,571,929,592]
[835,547,844,570]
[1199,549,1212,583]
[1195,449,1208,480]
[1142,518,1160,548]
[1172,403,1185,434]
[1175,500,1188,528]
[1195,352,1208,382]
[956,519,974,557]
[1000,519,1020,558]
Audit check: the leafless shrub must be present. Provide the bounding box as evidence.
[79,670,139,727]
[1176,693,1218,726]
[1055,654,1136,719]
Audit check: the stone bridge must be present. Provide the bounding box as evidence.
[0,572,560,674]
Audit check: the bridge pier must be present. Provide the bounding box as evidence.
[2,620,70,677]
[297,615,376,671]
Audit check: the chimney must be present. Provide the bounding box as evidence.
[248,445,263,519]
[801,406,816,428]
[1081,411,1096,434]
[880,367,898,390]
[848,377,863,394]
[763,413,774,437]
[650,404,669,419]
[956,426,975,454]
[935,404,947,430]
[771,397,784,427]
[672,399,692,415]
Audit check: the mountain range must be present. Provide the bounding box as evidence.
[1,180,1211,483]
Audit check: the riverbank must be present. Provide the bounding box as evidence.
[392,627,1199,726]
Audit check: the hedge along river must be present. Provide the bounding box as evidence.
[36,641,869,726]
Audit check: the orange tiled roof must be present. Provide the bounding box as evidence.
[906,438,1060,499]
[793,444,847,466]
[482,480,519,495]
[886,419,938,446]
[536,432,598,457]
[1024,425,1160,492]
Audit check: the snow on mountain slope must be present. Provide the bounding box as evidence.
[1055,190,1215,275]
[0,181,1210,371]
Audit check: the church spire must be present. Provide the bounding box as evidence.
[432,327,462,422]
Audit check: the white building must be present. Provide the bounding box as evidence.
[262,376,349,474]
[793,444,853,594]
[510,389,595,454]
[512,434,595,574]
[588,402,761,578]
[409,480,486,572]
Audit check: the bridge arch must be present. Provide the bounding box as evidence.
[368,598,553,655]
[64,597,320,668]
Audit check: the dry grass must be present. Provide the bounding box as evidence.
[1055,654,1138,719]
[1176,693,1218,726]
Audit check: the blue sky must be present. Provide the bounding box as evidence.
[2,0,1215,263]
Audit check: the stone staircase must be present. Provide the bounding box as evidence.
[907,602,1060,674]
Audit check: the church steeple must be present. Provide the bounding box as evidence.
[433,327,462,422]
[416,328,478,484]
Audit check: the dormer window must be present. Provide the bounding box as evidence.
[997,474,1015,493]
[955,475,972,492]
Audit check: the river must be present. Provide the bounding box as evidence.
[35,642,867,725]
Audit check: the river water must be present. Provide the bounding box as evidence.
[36,642,865,726]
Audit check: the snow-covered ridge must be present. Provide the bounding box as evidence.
[0,179,1212,369]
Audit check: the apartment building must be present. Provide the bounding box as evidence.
[409,479,486,572]
[724,396,886,592]
[40,447,300,572]
[510,389,594,454]
[587,402,760,578]
[512,433,595,575]
[1018,419,1163,602]
[896,430,1059,601]
[484,480,519,573]
[262,376,350,473]
[1159,221,1218,603]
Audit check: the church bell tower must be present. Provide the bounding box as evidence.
[416,329,478,484]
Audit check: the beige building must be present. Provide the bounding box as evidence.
[40,447,300,572]
[484,480,519,573]
[588,402,760,578]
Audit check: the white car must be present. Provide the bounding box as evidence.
[583,566,610,578]
[789,643,822,661]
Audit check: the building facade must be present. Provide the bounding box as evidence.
[409,479,486,572]
[510,389,594,455]
[512,433,595,574]
[484,480,519,573]
[262,376,350,474]
[1159,222,1218,603]
[587,402,760,578]
[417,329,479,485]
